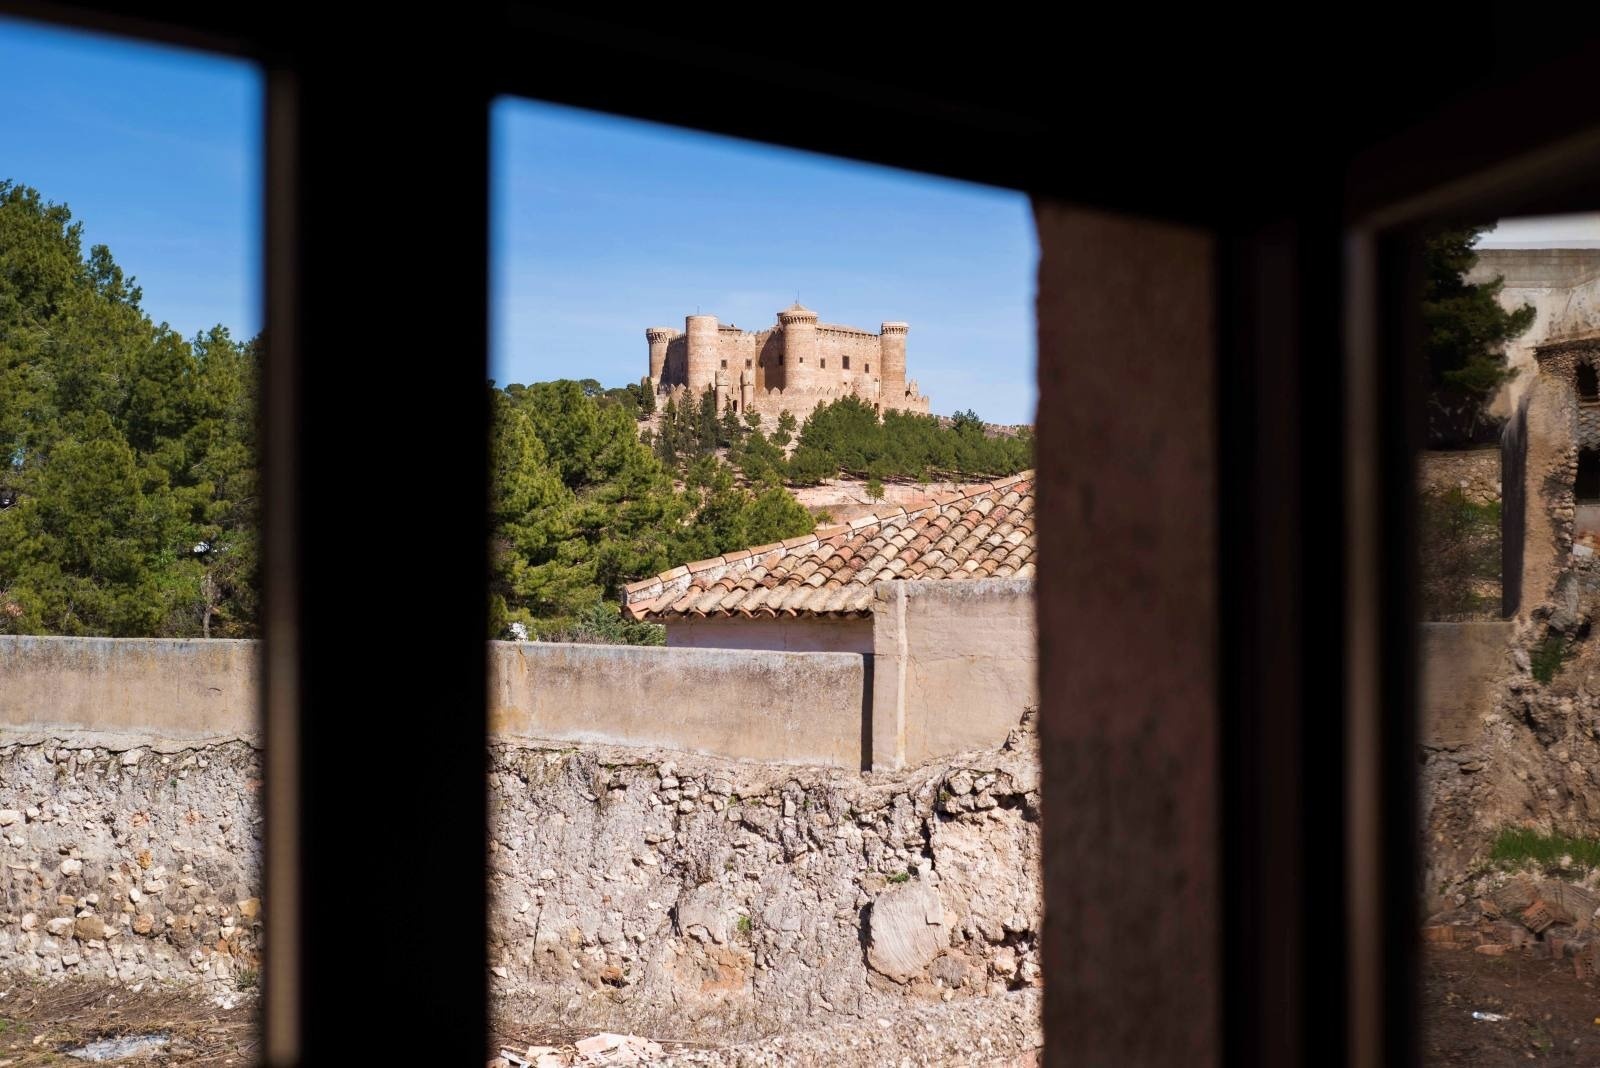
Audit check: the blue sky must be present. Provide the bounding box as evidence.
[0,18,1040,425]
[492,101,1039,423]
[0,17,262,343]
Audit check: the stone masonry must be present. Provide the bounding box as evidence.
[647,304,930,425]
[489,715,1041,1040]
[1419,448,1502,507]
[0,741,261,991]
[0,716,1042,1043]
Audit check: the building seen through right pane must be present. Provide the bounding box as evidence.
[1419,220,1600,1062]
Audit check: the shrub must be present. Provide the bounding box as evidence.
[1418,486,1501,620]
[1532,634,1568,685]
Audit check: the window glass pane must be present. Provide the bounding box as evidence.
[488,97,1040,1060]
[1419,217,1600,1063]
[0,16,263,1059]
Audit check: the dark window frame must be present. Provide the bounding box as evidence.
[9,9,1600,1065]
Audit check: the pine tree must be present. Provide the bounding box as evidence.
[1424,225,1536,446]
[773,410,798,448]
[0,182,261,637]
[695,387,719,456]
[719,400,742,449]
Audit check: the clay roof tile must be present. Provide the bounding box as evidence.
[630,471,1035,620]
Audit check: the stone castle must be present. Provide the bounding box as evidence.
[646,303,931,423]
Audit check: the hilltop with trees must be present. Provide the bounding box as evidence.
[0,180,1032,645]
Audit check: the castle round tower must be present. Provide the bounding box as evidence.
[879,321,909,399]
[646,327,677,385]
[778,303,819,392]
[685,314,719,395]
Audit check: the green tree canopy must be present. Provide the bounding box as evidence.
[0,182,258,637]
[489,381,814,642]
[785,396,1032,484]
[1424,225,1536,446]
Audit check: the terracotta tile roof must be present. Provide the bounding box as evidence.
[622,473,1034,621]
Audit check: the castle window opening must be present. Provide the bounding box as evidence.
[1580,362,1599,402]
[746,359,752,369]
[865,363,870,374]
[821,359,826,369]
[1581,449,1600,501]
[843,356,850,370]
[720,359,727,369]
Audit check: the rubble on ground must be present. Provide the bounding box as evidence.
[1422,873,1600,978]
[488,989,1042,1067]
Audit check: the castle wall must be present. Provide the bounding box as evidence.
[815,327,884,403]
[650,308,931,424]
[757,332,783,392]
[815,327,882,373]
[715,329,761,376]
[663,336,688,387]
[685,315,720,394]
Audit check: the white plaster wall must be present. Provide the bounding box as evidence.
[1469,249,1600,416]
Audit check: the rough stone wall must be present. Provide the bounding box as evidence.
[1419,448,1502,506]
[1416,616,1600,907]
[1520,374,1580,617]
[1420,343,1600,906]
[488,722,1041,1040]
[0,724,1041,1044]
[0,739,261,991]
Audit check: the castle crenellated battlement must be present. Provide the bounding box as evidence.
[647,303,930,423]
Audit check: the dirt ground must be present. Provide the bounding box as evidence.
[12,956,1586,1066]
[0,982,255,1066]
[1424,945,1600,1065]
